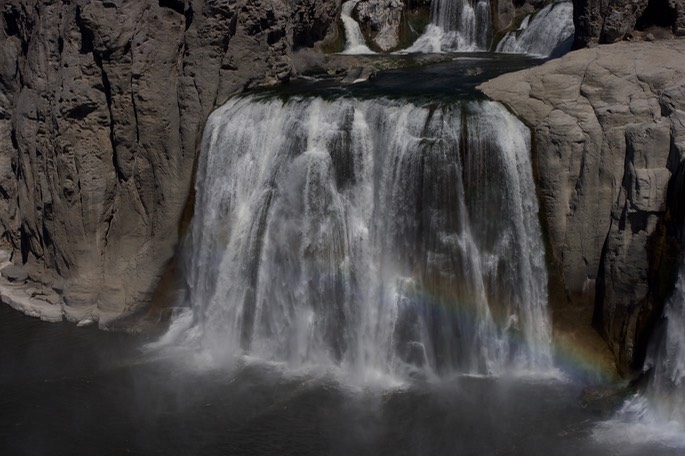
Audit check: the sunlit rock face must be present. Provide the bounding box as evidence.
[480,40,685,374]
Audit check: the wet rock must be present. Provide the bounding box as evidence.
[341,66,376,84]
[580,384,633,417]
[0,0,339,321]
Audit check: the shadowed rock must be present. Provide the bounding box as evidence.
[0,0,338,325]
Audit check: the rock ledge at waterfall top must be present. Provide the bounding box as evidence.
[480,39,685,374]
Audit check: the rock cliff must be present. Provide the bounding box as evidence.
[480,40,685,374]
[572,0,685,47]
[3,0,685,380]
[0,0,338,325]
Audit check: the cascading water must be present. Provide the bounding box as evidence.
[595,262,685,445]
[406,0,492,53]
[496,1,574,58]
[165,94,553,382]
[341,0,375,55]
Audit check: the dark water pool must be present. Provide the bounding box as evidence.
[1,304,682,456]
[253,52,545,101]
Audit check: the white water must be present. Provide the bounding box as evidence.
[405,0,492,53]
[164,95,554,383]
[496,1,574,58]
[341,0,375,55]
[594,262,685,447]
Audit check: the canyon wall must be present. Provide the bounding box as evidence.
[481,40,685,374]
[572,0,685,47]
[3,0,685,379]
[0,0,338,323]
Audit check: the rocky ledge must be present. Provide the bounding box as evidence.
[480,39,685,374]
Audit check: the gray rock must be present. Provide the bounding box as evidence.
[0,0,339,320]
[573,0,649,46]
[1,264,27,283]
[480,40,685,373]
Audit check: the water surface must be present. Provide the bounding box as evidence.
[2,305,683,455]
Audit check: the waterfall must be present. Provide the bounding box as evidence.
[647,264,685,425]
[496,1,574,58]
[168,95,553,381]
[406,0,492,53]
[341,0,375,55]
[595,262,685,444]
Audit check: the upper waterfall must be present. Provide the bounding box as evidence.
[162,94,554,381]
[496,1,574,58]
[407,0,492,52]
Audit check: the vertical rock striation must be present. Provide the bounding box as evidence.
[0,0,337,323]
[572,0,685,47]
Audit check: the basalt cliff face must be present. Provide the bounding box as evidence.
[572,0,685,47]
[481,40,685,374]
[2,0,685,379]
[0,0,338,323]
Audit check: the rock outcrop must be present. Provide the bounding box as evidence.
[0,0,338,326]
[480,40,685,374]
[572,0,685,47]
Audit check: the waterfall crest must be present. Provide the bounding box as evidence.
[496,1,574,58]
[406,0,492,52]
[168,95,553,381]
